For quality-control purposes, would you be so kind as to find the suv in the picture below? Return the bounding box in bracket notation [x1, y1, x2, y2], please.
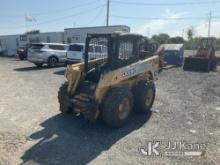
[67, 43, 107, 64]
[27, 43, 68, 67]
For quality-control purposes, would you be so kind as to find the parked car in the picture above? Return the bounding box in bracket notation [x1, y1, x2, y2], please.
[27, 43, 68, 67]
[17, 44, 31, 60]
[66, 43, 107, 63]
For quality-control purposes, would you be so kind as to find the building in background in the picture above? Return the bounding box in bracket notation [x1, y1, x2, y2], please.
[0, 25, 130, 56]
[64, 25, 130, 44]
[0, 34, 22, 56]
[0, 32, 64, 56]
[26, 32, 64, 44]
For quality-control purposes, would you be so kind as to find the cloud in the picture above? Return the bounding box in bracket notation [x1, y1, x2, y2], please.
[134, 9, 189, 36]
[194, 21, 220, 38]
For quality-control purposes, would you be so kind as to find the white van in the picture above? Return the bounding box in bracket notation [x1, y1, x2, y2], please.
[67, 43, 107, 63]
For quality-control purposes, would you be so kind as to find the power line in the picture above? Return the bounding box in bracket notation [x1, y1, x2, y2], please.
[31, 0, 100, 16]
[36, 5, 104, 25]
[111, 15, 220, 20]
[111, 0, 220, 6]
[0, 5, 104, 30]
[0, 0, 100, 18]
[78, 5, 105, 26]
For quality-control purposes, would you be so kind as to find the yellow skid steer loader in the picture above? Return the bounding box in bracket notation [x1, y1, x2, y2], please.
[183, 37, 216, 72]
[58, 32, 159, 127]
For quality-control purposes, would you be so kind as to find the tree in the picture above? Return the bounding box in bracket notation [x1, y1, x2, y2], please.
[169, 36, 184, 44]
[186, 26, 195, 40]
[25, 30, 40, 35]
[151, 33, 170, 44]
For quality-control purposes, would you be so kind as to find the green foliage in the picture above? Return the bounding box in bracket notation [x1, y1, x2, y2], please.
[25, 30, 40, 35]
[152, 33, 170, 44]
[186, 26, 195, 40]
[184, 37, 199, 50]
[169, 37, 184, 44]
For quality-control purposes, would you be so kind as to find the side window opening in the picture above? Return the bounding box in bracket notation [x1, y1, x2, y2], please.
[31, 44, 44, 50]
[119, 41, 134, 60]
[89, 45, 94, 53]
[95, 46, 102, 53]
[49, 45, 65, 50]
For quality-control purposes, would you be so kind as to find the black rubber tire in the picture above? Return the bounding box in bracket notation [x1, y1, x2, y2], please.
[58, 83, 73, 114]
[101, 88, 134, 128]
[48, 56, 58, 67]
[19, 55, 24, 60]
[35, 63, 43, 68]
[132, 80, 156, 113]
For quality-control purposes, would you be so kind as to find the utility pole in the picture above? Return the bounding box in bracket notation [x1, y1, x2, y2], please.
[25, 14, 28, 33]
[208, 11, 212, 37]
[106, 0, 110, 26]
[182, 29, 184, 38]
[147, 27, 151, 37]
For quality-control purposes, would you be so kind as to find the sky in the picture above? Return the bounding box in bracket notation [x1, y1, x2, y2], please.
[0, 0, 220, 38]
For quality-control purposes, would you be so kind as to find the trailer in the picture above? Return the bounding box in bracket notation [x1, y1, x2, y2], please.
[158, 44, 184, 67]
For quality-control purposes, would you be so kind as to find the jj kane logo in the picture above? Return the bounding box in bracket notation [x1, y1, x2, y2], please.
[139, 141, 207, 157]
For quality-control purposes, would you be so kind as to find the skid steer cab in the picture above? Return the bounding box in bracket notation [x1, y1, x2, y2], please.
[58, 32, 159, 127]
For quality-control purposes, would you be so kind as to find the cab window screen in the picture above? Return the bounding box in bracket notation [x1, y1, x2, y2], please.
[119, 41, 134, 60]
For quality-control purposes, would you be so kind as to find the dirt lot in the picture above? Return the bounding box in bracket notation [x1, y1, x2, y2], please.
[0, 57, 219, 165]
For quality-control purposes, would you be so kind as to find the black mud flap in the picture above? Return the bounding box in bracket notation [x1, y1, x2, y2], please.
[183, 57, 211, 72]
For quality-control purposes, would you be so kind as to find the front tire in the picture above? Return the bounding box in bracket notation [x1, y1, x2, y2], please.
[58, 83, 73, 114]
[132, 80, 155, 113]
[101, 88, 134, 128]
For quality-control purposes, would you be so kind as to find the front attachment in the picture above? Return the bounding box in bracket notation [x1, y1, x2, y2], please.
[183, 57, 211, 72]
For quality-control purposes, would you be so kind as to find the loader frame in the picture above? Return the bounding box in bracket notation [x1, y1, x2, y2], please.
[59, 32, 159, 126]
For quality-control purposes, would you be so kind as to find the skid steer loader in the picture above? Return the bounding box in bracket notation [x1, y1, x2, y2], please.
[58, 32, 159, 127]
[183, 37, 216, 72]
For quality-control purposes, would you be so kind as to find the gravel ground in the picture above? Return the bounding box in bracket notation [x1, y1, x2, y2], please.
[0, 57, 219, 165]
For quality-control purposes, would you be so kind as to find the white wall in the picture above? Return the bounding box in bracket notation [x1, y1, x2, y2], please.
[64, 25, 130, 44]
[0, 35, 20, 56]
[27, 32, 64, 44]
[0, 32, 64, 56]
[0, 25, 130, 56]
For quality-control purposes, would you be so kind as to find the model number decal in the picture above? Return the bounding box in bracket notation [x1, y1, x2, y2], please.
[122, 61, 149, 77]
[122, 68, 137, 77]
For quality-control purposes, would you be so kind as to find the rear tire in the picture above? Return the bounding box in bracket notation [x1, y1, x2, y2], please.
[58, 83, 73, 114]
[48, 56, 58, 67]
[101, 88, 134, 128]
[19, 55, 24, 60]
[132, 80, 155, 113]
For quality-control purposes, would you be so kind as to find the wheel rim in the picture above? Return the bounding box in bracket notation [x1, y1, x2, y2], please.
[118, 98, 130, 120]
[50, 58, 57, 66]
[145, 88, 154, 106]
